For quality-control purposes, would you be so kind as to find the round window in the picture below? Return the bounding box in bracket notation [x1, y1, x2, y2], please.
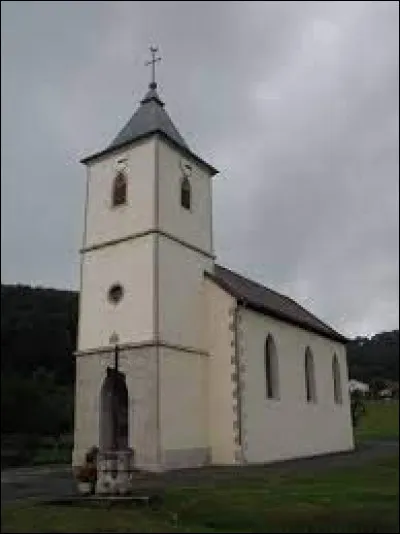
[108, 283, 124, 304]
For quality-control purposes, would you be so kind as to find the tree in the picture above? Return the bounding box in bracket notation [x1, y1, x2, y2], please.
[350, 390, 366, 428]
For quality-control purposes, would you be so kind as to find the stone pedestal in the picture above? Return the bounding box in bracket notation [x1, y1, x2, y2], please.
[96, 449, 135, 495]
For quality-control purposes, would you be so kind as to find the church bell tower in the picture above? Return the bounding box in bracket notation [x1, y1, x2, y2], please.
[73, 48, 218, 471]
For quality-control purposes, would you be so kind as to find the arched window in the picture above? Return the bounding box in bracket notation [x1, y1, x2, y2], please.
[332, 354, 342, 404]
[305, 347, 317, 403]
[181, 176, 191, 210]
[112, 172, 127, 207]
[265, 335, 279, 399]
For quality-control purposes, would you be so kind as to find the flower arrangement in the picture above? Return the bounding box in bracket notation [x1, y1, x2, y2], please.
[75, 446, 99, 494]
[75, 464, 97, 483]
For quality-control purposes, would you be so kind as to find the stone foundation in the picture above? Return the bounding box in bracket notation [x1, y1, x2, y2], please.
[96, 449, 135, 495]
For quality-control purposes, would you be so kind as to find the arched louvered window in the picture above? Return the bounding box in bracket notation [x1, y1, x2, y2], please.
[112, 172, 127, 207]
[181, 176, 191, 210]
[332, 354, 342, 404]
[265, 334, 279, 399]
[305, 347, 317, 403]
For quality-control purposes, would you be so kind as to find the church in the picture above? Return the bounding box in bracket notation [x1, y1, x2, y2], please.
[73, 52, 354, 473]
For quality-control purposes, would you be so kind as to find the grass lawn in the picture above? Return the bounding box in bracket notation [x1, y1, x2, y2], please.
[2, 455, 399, 533]
[355, 400, 399, 441]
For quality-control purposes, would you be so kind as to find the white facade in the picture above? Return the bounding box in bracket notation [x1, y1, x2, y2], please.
[204, 278, 238, 465]
[84, 139, 156, 249]
[73, 128, 216, 469]
[158, 141, 213, 255]
[78, 236, 155, 350]
[238, 308, 354, 463]
[73, 82, 354, 471]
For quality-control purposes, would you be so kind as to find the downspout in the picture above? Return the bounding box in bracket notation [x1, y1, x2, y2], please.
[233, 299, 246, 463]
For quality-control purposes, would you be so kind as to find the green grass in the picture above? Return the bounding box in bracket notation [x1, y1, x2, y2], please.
[2, 402, 398, 532]
[30, 446, 71, 466]
[355, 400, 399, 441]
[2, 455, 399, 533]
[1, 434, 72, 468]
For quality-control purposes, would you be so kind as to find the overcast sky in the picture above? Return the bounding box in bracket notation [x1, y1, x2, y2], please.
[1, 1, 398, 338]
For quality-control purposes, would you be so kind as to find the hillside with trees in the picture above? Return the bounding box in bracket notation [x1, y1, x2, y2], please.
[347, 330, 399, 392]
[1, 284, 78, 465]
[1, 283, 398, 465]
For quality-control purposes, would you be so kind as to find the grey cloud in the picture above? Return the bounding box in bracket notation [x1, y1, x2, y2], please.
[1, 1, 398, 337]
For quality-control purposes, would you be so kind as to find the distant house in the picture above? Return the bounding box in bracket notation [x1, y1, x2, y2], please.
[378, 388, 393, 399]
[349, 380, 370, 395]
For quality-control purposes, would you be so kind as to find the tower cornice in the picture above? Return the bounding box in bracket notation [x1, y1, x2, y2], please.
[80, 228, 216, 259]
[80, 130, 218, 176]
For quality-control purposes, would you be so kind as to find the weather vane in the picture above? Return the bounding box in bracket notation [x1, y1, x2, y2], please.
[145, 46, 161, 88]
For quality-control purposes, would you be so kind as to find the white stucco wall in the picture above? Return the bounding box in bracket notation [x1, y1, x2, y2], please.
[122, 347, 159, 470]
[84, 138, 156, 249]
[157, 139, 213, 255]
[239, 307, 354, 464]
[204, 279, 237, 465]
[158, 234, 213, 350]
[73, 354, 109, 466]
[78, 235, 154, 351]
[159, 346, 208, 467]
[73, 346, 159, 471]
[75, 113, 220, 472]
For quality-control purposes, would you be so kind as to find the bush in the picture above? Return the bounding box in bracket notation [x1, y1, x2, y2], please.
[350, 391, 367, 428]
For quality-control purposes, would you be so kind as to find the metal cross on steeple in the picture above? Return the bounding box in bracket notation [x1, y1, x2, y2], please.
[145, 46, 161, 89]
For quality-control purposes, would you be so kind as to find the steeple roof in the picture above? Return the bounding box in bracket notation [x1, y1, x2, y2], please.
[107, 82, 189, 153]
[81, 82, 218, 175]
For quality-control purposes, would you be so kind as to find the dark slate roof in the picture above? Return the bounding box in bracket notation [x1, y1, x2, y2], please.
[205, 264, 348, 344]
[107, 84, 189, 152]
[80, 82, 218, 175]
